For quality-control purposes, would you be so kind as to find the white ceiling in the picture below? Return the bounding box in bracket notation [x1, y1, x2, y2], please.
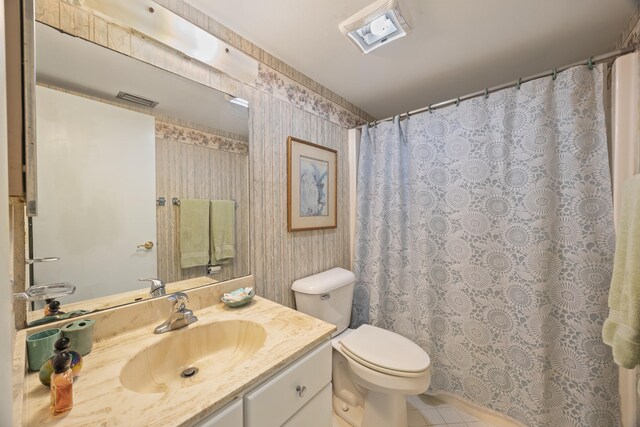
[35, 23, 249, 138]
[187, 0, 636, 119]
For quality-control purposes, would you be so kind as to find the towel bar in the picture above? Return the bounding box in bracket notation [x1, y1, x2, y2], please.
[171, 197, 237, 207]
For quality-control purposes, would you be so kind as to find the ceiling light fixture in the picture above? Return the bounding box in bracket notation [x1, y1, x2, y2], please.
[229, 97, 249, 108]
[79, 0, 259, 84]
[339, 0, 413, 54]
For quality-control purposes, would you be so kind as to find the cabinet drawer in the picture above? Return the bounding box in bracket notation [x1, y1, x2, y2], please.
[282, 383, 332, 427]
[195, 398, 242, 427]
[244, 341, 331, 427]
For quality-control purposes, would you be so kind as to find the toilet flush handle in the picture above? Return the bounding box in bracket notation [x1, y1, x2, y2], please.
[296, 385, 307, 397]
[320, 294, 330, 300]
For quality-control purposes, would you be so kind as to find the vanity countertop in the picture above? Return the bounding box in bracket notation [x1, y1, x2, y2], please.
[17, 295, 335, 426]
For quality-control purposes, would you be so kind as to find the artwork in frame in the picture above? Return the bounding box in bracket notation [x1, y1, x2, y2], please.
[287, 136, 337, 231]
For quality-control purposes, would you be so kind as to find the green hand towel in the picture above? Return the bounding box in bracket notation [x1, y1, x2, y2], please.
[603, 175, 640, 369]
[179, 199, 210, 268]
[210, 200, 236, 263]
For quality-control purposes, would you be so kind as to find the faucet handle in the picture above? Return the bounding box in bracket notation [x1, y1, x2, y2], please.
[139, 278, 166, 297]
[153, 292, 197, 334]
[168, 292, 189, 310]
[138, 278, 165, 290]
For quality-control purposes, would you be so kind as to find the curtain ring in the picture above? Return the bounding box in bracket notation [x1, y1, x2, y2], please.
[516, 78, 522, 90]
[406, 111, 410, 119]
[587, 56, 594, 70]
[428, 104, 433, 114]
[484, 88, 489, 99]
[552, 67, 558, 81]
[455, 97, 461, 107]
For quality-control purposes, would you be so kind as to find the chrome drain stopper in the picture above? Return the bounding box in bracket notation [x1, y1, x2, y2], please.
[180, 367, 199, 378]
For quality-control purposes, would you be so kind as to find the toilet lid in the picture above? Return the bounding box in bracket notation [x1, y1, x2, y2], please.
[339, 325, 430, 375]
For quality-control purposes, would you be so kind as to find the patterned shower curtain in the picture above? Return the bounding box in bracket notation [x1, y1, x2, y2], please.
[352, 65, 620, 426]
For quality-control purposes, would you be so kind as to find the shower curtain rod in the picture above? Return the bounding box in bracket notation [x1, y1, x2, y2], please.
[359, 44, 638, 128]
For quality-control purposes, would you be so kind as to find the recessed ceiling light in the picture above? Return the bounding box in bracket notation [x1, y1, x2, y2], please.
[339, 0, 413, 54]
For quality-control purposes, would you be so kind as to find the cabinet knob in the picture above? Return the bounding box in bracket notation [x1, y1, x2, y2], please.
[296, 385, 306, 397]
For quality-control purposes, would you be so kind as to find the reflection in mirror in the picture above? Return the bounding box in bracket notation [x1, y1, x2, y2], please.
[24, 23, 250, 325]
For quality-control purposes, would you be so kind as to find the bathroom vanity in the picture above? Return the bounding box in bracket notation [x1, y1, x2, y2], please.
[13, 279, 336, 426]
[200, 342, 332, 427]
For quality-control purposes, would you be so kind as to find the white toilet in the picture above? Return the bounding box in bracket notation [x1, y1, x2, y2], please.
[292, 268, 431, 427]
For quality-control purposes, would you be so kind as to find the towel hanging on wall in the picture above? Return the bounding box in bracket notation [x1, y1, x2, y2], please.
[179, 199, 210, 268]
[210, 200, 236, 263]
[603, 174, 640, 369]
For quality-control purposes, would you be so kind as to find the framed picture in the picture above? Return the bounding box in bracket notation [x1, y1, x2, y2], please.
[287, 136, 337, 231]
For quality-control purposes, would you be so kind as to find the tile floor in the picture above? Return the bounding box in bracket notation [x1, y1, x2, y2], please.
[406, 394, 497, 427]
[332, 394, 497, 427]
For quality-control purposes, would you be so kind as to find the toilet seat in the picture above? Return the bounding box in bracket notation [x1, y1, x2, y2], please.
[339, 325, 430, 378]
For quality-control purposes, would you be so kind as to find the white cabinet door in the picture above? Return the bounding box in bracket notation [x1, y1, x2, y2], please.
[33, 86, 157, 303]
[195, 399, 243, 427]
[244, 341, 331, 427]
[282, 383, 332, 427]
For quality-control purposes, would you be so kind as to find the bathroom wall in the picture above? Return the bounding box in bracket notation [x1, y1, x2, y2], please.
[155, 121, 250, 284]
[617, 4, 640, 51]
[249, 90, 351, 307]
[33, 0, 368, 308]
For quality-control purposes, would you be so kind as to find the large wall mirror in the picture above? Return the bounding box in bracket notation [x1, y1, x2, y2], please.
[21, 22, 250, 326]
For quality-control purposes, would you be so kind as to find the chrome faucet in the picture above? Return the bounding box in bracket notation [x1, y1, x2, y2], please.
[154, 292, 198, 334]
[139, 278, 166, 298]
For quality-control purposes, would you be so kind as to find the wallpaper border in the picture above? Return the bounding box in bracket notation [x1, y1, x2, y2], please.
[156, 121, 249, 154]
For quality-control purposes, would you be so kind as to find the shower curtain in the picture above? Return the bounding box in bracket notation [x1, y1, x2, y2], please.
[352, 64, 620, 426]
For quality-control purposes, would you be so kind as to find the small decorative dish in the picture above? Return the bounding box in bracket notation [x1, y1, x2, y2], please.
[221, 287, 255, 308]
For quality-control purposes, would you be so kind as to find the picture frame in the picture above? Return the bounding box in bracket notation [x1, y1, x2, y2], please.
[287, 136, 337, 231]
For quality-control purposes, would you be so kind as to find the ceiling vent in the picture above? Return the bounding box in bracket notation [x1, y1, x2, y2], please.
[116, 91, 159, 108]
[339, 0, 413, 54]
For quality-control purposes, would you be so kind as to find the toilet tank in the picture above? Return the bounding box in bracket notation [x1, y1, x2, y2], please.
[291, 268, 356, 337]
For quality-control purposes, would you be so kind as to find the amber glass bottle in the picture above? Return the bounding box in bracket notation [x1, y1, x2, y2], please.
[50, 352, 73, 415]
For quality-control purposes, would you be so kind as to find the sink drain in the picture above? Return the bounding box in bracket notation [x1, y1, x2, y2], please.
[180, 367, 199, 378]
